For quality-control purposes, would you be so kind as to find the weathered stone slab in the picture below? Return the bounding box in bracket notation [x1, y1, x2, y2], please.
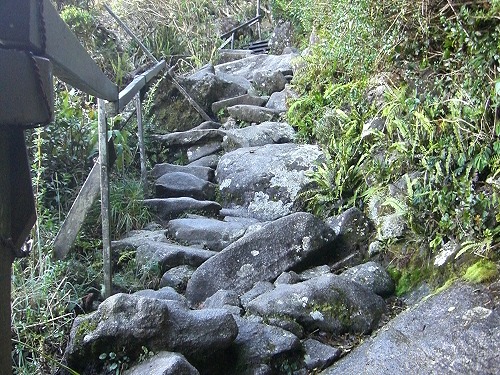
[340, 261, 394, 297]
[227, 317, 302, 374]
[123, 351, 199, 375]
[185, 212, 336, 306]
[187, 154, 221, 169]
[240, 281, 275, 309]
[191, 120, 222, 130]
[216, 143, 324, 221]
[144, 198, 221, 221]
[187, 141, 223, 163]
[227, 105, 280, 123]
[166, 217, 251, 252]
[302, 339, 341, 371]
[320, 282, 500, 375]
[247, 273, 385, 336]
[212, 94, 267, 115]
[133, 287, 188, 306]
[265, 89, 287, 112]
[151, 163, 214, 181]
[112, 230, 167, 251]
[136, 240, 217, 271]
[252, 70, 287, 96]
[153, 129, 226, 148]
[155, 172, 216, 201]
[202, 290, 242, 315]
[215, 53, 298, 81]
[223, 121, 295, 151]
[160, 265, 197, 293]
[326, 207, 372, 259]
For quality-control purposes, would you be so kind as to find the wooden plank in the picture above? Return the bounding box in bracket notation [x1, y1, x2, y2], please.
[98, 99, 112, 298]
[0, 130, 13, 375]
[0, 50, 54, 127]
[136, 94, 147, 193]
[144, 60, 166, 83]
[218, 36, 233, 50]
[1, 0, 117, 103]
[117, 61, 165, 112]
[53, 163, 100, 259]
[42, 0, 118, 100]
[9, 131, 37, 250]
[118, 75, 145, 112]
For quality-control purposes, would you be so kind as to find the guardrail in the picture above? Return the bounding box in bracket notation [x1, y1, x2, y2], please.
[218, 0, 263, 50]
[0, 3, 168, 372]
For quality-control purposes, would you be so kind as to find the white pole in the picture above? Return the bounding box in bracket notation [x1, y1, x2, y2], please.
[98, 99, 112, 298]
[135, 93, 147, 194]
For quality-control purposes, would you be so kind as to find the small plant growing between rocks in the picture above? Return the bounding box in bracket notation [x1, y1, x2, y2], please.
[99, 349, 130, 375]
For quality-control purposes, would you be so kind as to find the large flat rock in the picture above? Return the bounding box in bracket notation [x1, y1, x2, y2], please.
[321, 282, 500, 375]
[136, 240, 217, 271]
[185, 212, 336, 306]
[247, 273, 386, 336]
[227, 104, 280, 123]
[63, 294, 238, 372]
[151, 163, 214, 181]
[223, 121, 295, 151]
[153, 129, 226, 148]
[216, 143, 324, 220]
[144, 198, 221, 221]
[166, 217, 252, 252]
[155, 172, 216, 201]
[123, 351, 199, 375]
[215, 53, 297, 81]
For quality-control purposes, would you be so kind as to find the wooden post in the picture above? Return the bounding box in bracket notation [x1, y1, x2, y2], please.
[135, 93, 147, 195]
[0, 130, 13, 375]
[98, 99, 112, 298]
[256, 0, 262, 40]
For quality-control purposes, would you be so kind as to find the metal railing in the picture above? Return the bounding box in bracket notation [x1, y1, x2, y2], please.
[218, 0, 263, 51]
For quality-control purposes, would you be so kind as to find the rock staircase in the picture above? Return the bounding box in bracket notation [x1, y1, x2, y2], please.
[59, 52, 500, 375]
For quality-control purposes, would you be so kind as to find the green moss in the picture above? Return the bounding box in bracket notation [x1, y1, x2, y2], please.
[463, 260, 499, 284]
[389, 266, 432, 296]
[75, 318, 97, 340]
[73, 318, 98, 355]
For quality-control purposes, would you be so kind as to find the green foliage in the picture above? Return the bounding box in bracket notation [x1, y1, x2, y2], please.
[84, 177, 152, 240]
[463, 259, 499, 284]
[286, 0, 500, 273]
[108, 0, 264, 67]
[11, 215, 84, 374]
[60, 6, 128, 80]
[28, 88, 98, 214]
[99, 350, 130, 375]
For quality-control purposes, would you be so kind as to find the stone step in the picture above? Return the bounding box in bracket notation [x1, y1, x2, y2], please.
[187, 154, 221, 169]
[227, 104, 281, 123]
[151, 162, 215, 181]
[165, 217, 257, 252]
[212, 94, 267, 115]
[152, 129, 226, 148]
[155, 172, 217, 201]
[215, 52, 298, 81]
[144, 197, 221, 221]
[222, 121, 296, 152]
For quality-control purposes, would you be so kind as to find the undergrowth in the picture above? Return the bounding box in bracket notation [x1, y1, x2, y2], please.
[282, 0, 500, 282]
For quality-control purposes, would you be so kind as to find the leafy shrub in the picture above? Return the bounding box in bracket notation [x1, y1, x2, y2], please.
[285, 0, 500, 267]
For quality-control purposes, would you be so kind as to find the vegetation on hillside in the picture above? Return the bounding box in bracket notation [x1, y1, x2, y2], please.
[277, 0, 500, 288]
[11, 0, 500, 373]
